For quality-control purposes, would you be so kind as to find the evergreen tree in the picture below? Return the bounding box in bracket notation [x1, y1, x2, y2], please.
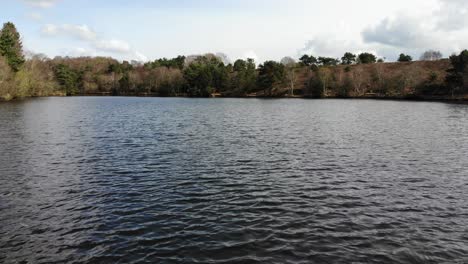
[54, 64, 80, 95]
[119, 72, 131, 94]
[341, 52, 356, 65]
[398, 53, 413, 62]
[183, 56, 227, 97]
[299, 54, 317, 66]
[358, 53, 377, 64]
[446, 50, 468, 94]
[318, 57, 339, 66]
[0, 22, 25, 71]
[257, 61, 285, 96]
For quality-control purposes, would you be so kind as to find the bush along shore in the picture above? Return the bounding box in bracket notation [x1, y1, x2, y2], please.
[1, 22, 468, 101]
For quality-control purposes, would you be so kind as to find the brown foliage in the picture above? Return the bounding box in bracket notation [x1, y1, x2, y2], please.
[297, 60, 451, 98]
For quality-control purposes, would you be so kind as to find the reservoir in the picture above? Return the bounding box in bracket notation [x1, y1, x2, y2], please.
[1, 97, 467, 263]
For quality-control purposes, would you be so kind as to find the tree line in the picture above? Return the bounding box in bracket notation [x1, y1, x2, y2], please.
[1, 22, 467, 101]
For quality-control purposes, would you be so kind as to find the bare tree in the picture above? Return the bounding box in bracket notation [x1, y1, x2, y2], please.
[184, 55, 200, 66]
[420, 50, 443, 61]
[215, 52, 231, 65]
[0, 56, 13, 99]
[281, 56, 297, 96]
[351, 67, 365, 96]
[317, 67, 331, 97]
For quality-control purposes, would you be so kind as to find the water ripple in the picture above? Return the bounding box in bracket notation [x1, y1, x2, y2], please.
[1, 97, 468, 263]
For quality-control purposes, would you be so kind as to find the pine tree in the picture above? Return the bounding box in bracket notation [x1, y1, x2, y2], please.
[0, 22, 25, 72]
[54, 64, 80, 95]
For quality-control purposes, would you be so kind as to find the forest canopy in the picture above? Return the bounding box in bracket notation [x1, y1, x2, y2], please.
[0, 22, 467, 101]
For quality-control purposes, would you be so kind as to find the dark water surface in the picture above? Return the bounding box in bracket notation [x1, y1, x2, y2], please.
[1, 97, 468, 264]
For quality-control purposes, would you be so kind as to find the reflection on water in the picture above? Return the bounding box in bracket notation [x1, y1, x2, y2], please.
[1, 97, 468, 264]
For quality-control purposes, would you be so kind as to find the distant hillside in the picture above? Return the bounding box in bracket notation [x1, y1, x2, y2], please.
[1, 21, 467, 101]
[252, 60, 459, 100]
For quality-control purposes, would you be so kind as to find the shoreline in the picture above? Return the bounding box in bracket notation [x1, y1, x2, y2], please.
[2, 94, 468, 104]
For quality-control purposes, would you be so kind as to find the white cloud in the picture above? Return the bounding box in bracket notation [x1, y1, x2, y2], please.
[436, 0, 468, 31]
[66, 47, 97, 57]
[26, 12, 43, 21]
[21, 0, 467, 63]
[300, 36, 365, 59]
[357, 0, 468, 60]
[362, 15, 435, 48]
[21, 0, 61, 22]
[94, 39, 131, 53]
[40, 23, 148, 61]
[133, 51, 148, 62]
[42, 24, 97, 41]
[241, 50, 259, 63]
[21, 0, 60, 8]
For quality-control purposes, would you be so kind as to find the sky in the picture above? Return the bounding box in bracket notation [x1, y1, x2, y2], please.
[1, 0, 467, 63]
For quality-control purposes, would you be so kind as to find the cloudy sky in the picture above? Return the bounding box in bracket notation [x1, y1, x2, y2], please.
[2, 0, 467, 63]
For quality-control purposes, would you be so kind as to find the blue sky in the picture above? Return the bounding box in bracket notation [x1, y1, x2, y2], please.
[2, 0, 468, 63]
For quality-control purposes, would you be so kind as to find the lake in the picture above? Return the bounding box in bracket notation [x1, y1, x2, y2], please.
[1, 97, 467, 263]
